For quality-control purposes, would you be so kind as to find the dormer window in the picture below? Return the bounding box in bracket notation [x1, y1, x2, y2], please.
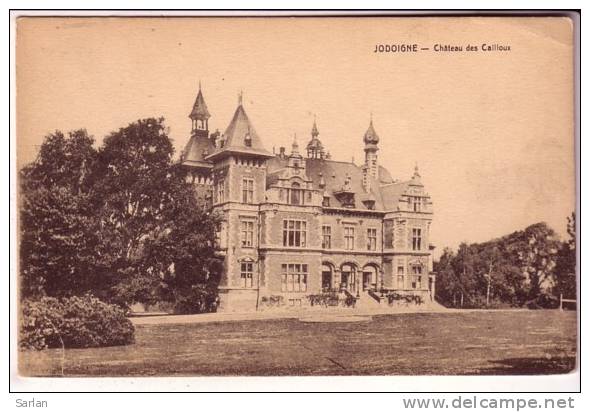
[244, 133, 252, 147]
[412, 196, 421, 212]
[363, 199, 375, 210]
[289, 182, 303, 205]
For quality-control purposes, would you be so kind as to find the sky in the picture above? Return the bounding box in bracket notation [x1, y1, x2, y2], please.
[16, 17, 575, 254]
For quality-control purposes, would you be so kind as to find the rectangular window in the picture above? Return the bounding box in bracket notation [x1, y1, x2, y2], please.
[282, 220, 307, 247]
[412, 228, 422, 251]
[397, 275, 404, 288]
[217, 178, 225, 203]
[241, 220, 254, 247]
[322, 226, 332, 249]
[412, 196, 422, 212]
[288, 184, 303, 205]
[240, 262, 253, 288]
[242, 178, 254, 204]
[367, 228, 377, 251]
[412, 266, 423, 289]
[281, 264, 308, 292]
[344, 226, 355, 250]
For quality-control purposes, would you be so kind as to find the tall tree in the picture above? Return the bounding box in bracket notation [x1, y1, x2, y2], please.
[433, 247, 461, 307]
[19, 130, 99, 298]
[505, 223, 560, 301]
[20, 119, 222, 311]
[433, 222, 560, 308]
[554, 212, 576, 299]
[92, 118, 221, 305]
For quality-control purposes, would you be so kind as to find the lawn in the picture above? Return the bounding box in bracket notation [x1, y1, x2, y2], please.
[19, 310, 577, 376]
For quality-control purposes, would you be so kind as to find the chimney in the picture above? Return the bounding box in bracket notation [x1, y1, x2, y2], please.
[279, 146, 286, 158]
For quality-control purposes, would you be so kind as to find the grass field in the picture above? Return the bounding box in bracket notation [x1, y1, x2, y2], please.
[19, 310, 577, 376]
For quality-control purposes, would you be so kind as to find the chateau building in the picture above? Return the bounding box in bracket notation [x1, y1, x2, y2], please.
[181, 86, 435, 312]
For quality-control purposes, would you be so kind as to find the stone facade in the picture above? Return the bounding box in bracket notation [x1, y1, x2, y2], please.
[181, 87, 435, 312]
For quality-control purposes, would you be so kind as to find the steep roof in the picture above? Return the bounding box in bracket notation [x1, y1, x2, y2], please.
[181, 133, 214, 168]
[378, 165, 394, 184]
[189, 88, 211, 120]
[380, 181, 410, 210]
[206, 104, 272, 160]
[266, 157, 395, 211]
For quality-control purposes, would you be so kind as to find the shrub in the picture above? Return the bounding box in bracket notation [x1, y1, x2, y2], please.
[343, 294, 357, 307]
[526, 293, 559, 310]
[386, 292, 424, 306]
[259, 295, 285, 308]
[307, 292, 339, 307]
[172, 284, 218, 314]
[20, 295, 135, 350]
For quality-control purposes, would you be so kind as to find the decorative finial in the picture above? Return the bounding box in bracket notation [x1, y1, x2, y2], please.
[370, 111, 373, 125]
[414, 162, 420, 177]
[199, 80, 202, 91]
[311, 116, 319, 137]
[238, 90, 243, 106]
[291, 133, 300, 156]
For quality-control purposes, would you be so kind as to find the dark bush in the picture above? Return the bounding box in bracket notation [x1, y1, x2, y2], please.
[526, 293, 559, 310]
[307, 292, 339, 307]
[387, 292, 424, 306]
[260, 295, 285, 308]
[172, 284, 218, 314]
[20, 295, 135, 350]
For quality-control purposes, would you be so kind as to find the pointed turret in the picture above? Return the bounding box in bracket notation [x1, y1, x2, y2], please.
[311, 118, 319, 138]
[206, 92, 273, 161]
[291, 133, 301, 157]
[362, 115, 380, 190]
[189, 82, 211, 133]
[182, 83, 214, 170]
[306, 117, 325, 159]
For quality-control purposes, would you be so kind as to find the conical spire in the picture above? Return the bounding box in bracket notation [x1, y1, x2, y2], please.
[291, 133, 300, 157]
[306, 117, 325, 159]
[189, 82, 211, 120]
[311, 117, 319, 138]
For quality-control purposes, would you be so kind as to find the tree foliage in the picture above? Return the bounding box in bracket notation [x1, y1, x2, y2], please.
[20, 130, 99, 298]
[19, 119, 221, 311]
[554, 213, 576, 300]
[434, 221, 567, 308]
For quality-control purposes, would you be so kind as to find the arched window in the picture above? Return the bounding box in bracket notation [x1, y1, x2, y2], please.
[290, 182, 302, 205]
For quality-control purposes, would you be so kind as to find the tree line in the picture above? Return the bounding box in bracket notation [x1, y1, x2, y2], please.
[20, 118, 222, 312]
[434, 216, 576, 309]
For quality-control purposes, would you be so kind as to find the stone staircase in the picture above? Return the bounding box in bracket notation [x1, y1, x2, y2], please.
[355, 290, 383, 309]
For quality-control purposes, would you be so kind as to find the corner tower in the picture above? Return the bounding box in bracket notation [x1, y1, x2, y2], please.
[362, 116, 380, 192]
[189, 82, 211, 137]
[364, 116, 379, 178]
[181, 83, 214, 205]
[206, 93, 273, 312]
